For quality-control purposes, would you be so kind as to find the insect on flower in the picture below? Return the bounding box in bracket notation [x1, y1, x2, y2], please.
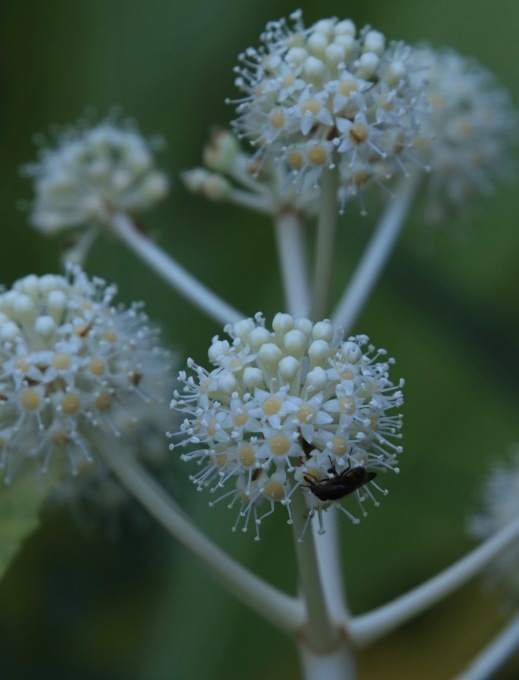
[172, 313, 403, 537]
[304, 459, 377, 503]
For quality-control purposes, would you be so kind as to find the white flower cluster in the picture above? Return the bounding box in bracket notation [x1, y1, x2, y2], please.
[25, 117, 169, 233]
[410, 48, 517, 222]
[50, 368, 174, 526]
[226, 11, 518, 216]
[230, 11, 425, 205]
[171, 313, 403, 538]
[0, 268, 171, 482]
[469, 452, 519, 602]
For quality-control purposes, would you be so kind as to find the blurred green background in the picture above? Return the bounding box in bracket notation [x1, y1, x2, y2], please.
[1, 0, 519, 678]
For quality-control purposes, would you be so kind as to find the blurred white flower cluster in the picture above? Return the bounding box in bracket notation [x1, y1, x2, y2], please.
[171, 313, 403, 537]
[469, 452, 519, 603]
[410, 47, 517, 221]
[0, 267, 172, 483]
[25, 116, 169, 233]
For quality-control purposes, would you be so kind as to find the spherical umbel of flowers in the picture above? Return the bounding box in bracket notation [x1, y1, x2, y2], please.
[171, 313, 404, 539]
[410, 47, 518, 222]
[0, 268, 171, 482]
[469, 452, 519, 603]
[25, 117, 169, 233]
[229, 10, 425, 199]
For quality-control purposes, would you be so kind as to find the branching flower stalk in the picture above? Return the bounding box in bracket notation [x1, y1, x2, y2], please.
[332, 171, 422, 333]
[349, 513, 519, 647]
[99, 441, 304, 635]
[274, 210, 310, 318]
[298, 645, 357, 680]
[14, 8, 519, 680]
[312, 508, 352, 627]
[311, 163, 340, 321]
[101, 436, 519, 678]
[290, 490, 342, 652]
[109, 212, 243, 326]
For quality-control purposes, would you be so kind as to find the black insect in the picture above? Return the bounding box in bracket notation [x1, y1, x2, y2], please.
[304, 460, 376, 502]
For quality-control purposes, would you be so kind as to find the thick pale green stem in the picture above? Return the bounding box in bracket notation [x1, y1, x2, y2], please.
[297, 639, 356, 680]
[311, 164, 340, 320]
[101, 447, 304, 635]
[332, 173, 420, 333]
[350, 515, 519, 646]
[110, 213, 243, 326]
[274, 211, 310, 318]
[291, 491, 340, 653]
[312, 508, 351, 626]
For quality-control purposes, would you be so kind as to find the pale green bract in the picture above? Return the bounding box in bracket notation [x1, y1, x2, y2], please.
[0, 466, 58, 579]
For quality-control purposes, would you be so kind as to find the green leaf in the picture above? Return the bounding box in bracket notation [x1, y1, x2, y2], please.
[0, 468, 56, 581]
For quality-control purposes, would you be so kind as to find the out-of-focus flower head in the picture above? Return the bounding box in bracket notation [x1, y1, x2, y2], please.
[411, 47, 518, 222]
[469, 451, 519, 603]
[25, 114, 169, 234]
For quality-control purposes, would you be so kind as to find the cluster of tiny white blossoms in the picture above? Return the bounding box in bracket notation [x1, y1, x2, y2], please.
[171, 313, 403, 539]
[0, 267, 171, 482]
[230, 10, 426, 208]
[410, 48, 518, 222]
[25, 117, 169, 233]
[50, 370, 174, 524]
[468, 452, 519, 603]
